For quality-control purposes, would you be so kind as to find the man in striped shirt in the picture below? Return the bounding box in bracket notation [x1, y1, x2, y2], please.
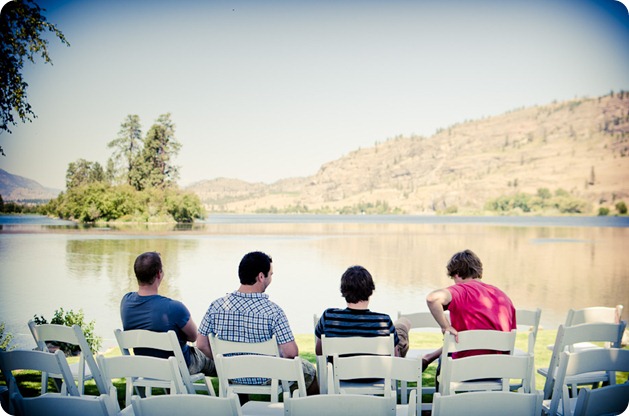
[314, 265, 411, 357]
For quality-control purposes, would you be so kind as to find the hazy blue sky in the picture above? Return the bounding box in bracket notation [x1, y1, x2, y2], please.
[1, 0, 628, 190]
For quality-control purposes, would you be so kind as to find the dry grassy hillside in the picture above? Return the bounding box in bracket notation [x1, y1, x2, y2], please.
[188, 93, 629, 214]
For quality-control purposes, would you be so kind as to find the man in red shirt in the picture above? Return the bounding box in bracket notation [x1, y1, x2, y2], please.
[423, 249, 516, 368]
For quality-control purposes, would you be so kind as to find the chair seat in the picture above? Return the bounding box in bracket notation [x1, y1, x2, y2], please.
[450, 379, 503, 393]
[241, 400, 285, 415]
[339, 380, 388, 395]
[537, 367, 610, 386]
[542, 397, 577, 416]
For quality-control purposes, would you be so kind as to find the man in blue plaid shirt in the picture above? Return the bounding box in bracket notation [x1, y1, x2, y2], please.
[197, 251, 318, 395]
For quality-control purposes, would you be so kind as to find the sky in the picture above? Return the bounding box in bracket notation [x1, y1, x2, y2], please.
[1, 0, 628, 190]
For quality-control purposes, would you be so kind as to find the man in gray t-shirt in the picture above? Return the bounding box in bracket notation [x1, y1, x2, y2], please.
[120, 251, 215, 376]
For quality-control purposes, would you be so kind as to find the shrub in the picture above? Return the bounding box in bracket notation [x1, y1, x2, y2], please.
[598, 207, 610, 216]
[616, 201, 627, 215]
[32, 308, 102, 355]
[0, 322, 16, 351]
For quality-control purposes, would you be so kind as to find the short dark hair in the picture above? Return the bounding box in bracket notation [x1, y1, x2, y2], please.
[340, 266, 375, 303]
[238, 251, 273, 285]
[134, 252, 162, 285]
[447, 249, 483, 279]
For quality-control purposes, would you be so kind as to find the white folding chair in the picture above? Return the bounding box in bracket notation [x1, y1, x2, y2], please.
[330, 354, 421, 416]
[284, 390, 397, 416]
[96, 354, 186, 409]
[214, 353, 306, 415]
[208, 333, 285, 398]
[565, 305, 623, 327]
[433, 390, 543, 416]
[563, 305, 624, 352]
[12, 392, 115, 416]
[438, 329, 517, 394]
[396, 310, 449, 403]
[515, 308, 542, 356]
[320, 333, 395, 396]
[538, 321, 626, 400]
[0, 349, 79, 415]
[544, 348, 629, 416]
[131, 393, 243, 416]
[572, 383, 629, 416]
[28, 320, 108, 395]
[114, 328, 215, 396]
[440, 353, 535, 396]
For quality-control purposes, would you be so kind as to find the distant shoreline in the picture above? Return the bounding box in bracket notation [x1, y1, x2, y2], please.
[1, 213, 628, 229]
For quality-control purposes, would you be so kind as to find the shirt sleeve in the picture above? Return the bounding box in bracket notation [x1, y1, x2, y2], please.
[170, 299, 191, 330]
[273, 307, 295, 345]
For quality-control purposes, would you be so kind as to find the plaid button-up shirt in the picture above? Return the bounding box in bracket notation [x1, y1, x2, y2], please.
[199, 291, 294, 384]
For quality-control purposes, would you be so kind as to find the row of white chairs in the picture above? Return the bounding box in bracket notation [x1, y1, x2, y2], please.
[2, 304, 626, 415]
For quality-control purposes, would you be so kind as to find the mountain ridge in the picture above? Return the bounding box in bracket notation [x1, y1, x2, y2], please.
[187, 93, 629, 214]
[0, 169, 61, 201]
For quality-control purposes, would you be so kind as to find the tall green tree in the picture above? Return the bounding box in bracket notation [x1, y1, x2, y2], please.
[107, 114, 143, 186]
[137, 113, 181, 190]
[66, 159, 105, 190]
[0, 0, 69, 155]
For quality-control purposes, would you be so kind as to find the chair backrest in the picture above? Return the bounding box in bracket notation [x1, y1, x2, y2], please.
[96, 354, 186, 409]
[565, 305, 623, 326]
[441, 353, 534, 395]
[548, 348, 629, 416]
[131, 393, 243, 416]
[515, 308, 542, 354]
[542, 321, 626, 399]
[28, 320, 108, 394]
[572, 383, 629, 416]
[13, 393, 114, 416]
[114, 328, 198, 394]
[284, 391, 397, 416]
[214, 353, 306, 402]
[208, 333, 280, 356]
[208, 334, 282, 397]
[397, 310, 449, 330]
[439, 329, 517, 395]
[0, 349, 79, 415]
[442, 329, 517, 357]
[432, 391, 543, 416]
[331, 354, 422, 414]
[321, 333, 395, 358]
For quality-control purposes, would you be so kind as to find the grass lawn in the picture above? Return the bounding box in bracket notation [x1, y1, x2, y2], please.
[2, 329, 627, 410]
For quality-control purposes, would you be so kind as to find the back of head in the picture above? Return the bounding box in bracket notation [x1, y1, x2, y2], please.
[340, 265, 375, 303]
[134, 252, 162, 285]
[238, 251, 272, 285]
[447, 249, 483, 279]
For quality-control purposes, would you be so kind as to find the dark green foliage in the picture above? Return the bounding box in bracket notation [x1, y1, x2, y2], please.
[65, 159, 105, 189]
[42, 183, 205, 223]
[616, 201, 627, 215]
[485, 188, 589, 214]
[32, 308, 101, 355]
[0, 0, 69, 154]
[0, 322, 16, 351]
[598, 207, 610, 216]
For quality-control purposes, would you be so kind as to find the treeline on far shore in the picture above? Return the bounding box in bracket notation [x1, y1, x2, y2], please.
[0, 113, 205, 223]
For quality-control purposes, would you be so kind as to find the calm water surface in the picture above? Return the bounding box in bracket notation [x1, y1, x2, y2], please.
[1, 214, 627, 350]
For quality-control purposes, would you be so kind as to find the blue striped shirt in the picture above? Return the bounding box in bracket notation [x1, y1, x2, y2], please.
[315, 308, 399, 345]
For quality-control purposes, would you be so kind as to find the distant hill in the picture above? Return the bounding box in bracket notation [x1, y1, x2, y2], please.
[0, 169, 61, 202]
[190, 93, 629, 215]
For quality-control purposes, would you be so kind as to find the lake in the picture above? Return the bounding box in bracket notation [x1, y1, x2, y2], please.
[1, 214, 627, 351]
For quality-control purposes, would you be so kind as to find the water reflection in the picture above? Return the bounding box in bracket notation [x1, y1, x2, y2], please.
[0, 218, 627, 351]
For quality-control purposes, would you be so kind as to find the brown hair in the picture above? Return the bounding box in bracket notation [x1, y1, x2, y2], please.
[134, 252, 162, 285]
[340, 266, 375, 303]
[446, 249, 483, 279]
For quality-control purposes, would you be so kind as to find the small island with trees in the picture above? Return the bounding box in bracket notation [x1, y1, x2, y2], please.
[40, 113, 205, 223]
